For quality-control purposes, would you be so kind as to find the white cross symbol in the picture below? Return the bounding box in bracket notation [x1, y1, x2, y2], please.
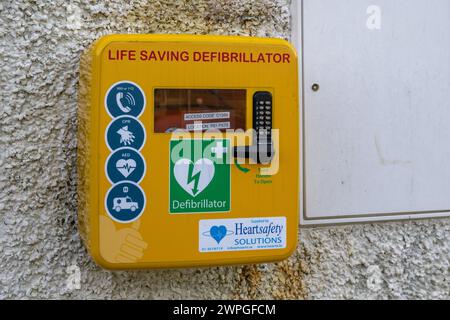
[211, 141, 227, 159]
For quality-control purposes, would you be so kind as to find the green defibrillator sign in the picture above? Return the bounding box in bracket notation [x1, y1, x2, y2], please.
[169, 139, 230, 214]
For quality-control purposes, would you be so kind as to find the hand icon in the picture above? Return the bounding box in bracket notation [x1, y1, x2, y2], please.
[117, 126, 135, 146]
[99, 215, 148, 263]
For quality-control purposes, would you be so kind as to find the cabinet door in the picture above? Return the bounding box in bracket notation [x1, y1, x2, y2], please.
[294, 0, 450, 224]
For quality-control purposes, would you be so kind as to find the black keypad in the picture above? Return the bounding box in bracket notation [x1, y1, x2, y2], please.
[253, 91, 272, 142]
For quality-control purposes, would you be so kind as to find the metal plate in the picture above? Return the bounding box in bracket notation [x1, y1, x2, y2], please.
[293, 0, 450, 225]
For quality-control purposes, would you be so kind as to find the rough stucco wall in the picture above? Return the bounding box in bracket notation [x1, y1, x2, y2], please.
[0, 0, 448, 299]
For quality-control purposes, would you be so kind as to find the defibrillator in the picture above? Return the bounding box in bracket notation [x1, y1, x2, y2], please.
[78, 34, 299, 269]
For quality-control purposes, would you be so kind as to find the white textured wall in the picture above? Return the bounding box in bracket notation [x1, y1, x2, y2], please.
[0, 0, 448, 299]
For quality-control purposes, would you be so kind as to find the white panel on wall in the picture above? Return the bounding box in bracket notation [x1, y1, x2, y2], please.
[293, 0, 450, 225]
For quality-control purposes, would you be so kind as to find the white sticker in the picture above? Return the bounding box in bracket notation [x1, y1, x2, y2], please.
[184, 112, 230, 121]
[186, 122, 230, 131]
[199, 217, 286, 252]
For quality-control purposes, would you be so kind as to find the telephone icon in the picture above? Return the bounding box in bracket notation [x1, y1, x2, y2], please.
[116, 92, 136, 113]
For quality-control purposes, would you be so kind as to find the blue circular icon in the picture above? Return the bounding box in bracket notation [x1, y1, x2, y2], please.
[106, 116, 146, 151]
[105, 81, 145, 118]
[105, 148, 146, 184]
[105, 182, 146, 223]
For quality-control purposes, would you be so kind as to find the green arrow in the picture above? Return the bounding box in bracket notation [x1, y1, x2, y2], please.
[234, 158, 250, 173]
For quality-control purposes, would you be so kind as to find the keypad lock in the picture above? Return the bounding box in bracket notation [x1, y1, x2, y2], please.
[233, 91, 274, 164]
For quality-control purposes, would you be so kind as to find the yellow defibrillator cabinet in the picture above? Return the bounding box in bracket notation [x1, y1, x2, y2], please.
[78, 34, 299, 269]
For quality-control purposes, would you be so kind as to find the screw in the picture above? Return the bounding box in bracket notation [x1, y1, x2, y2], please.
[312, 83, 320, 92]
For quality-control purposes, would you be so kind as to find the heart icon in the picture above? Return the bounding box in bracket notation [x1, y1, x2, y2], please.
[210, 225, 227, 244]
[116, 159, 137, 178]
[174, 158, 215, 197]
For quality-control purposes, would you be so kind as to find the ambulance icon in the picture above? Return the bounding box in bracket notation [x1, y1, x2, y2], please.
[105, 182, 146, 223]
[113, 196, 139, 212]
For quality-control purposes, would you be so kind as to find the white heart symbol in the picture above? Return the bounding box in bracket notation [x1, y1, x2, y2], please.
[116, 159, 137, 178]
[174, 158, 215, 197]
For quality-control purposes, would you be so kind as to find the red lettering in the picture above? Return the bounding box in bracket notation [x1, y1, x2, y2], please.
[180, 51, 189, 62]
[140, 50, 147, 60]
[222, 52, 229, 62]
[114, 49, 288, 64]
[273, 53, 282, 63]
[108, 50, 136, 60]
[169, 51, 178, 61]
[148, 51, 157, 61]
[157, 51, 167, 60]
[108, 50, 115, 60]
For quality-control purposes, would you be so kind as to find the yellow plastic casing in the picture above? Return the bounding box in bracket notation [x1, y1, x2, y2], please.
[78, 34, 299, 269]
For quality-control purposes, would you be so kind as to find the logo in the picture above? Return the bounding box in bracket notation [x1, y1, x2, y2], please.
[105, 81, 145, 118]
[199, 217, 287, 252]
[174, 158, 214, 197]
[366, 5, 382, 30]
[202, 225, 234, 244]
[105, 182, 146, 223]
[106, 116, 146, 151]
[116, 159, 136, 177]
[65, 265, 81, 291]
[99, 215, 148, 263]
[105, 147, 146, 183]
[169, 139, 230, 214]
[117, 126, 135, 146]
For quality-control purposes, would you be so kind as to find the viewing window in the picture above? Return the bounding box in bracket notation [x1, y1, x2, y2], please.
[154, 89, 246, 132]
